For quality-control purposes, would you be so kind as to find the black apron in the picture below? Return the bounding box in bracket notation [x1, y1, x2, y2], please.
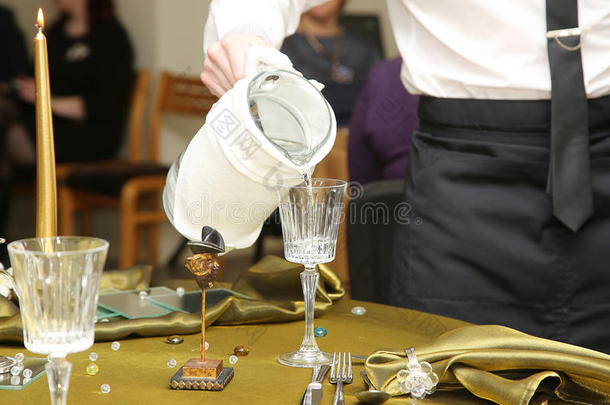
[390, 0, 610, 354]
[390, 95, 610, 354]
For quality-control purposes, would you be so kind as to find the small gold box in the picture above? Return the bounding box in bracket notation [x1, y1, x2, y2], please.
[182, 359, 223, 379]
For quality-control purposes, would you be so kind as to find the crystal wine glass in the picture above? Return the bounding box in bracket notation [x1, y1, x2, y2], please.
[1, 237, 108, 405]
[276, 178, 346, 367]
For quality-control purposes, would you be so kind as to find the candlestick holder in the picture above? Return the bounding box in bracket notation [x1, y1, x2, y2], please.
[169, 226, 233, 391]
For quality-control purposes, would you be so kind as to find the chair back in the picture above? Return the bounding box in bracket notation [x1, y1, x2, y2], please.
[126, 69, 151, 163]
[347, 179, 405, 305]
[148, 71, 218, 163]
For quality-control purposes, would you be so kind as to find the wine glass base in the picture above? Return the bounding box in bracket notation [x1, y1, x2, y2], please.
[278, 350, 333, 368]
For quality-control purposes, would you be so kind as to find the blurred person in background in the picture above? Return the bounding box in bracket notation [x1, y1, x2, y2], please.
[348, 57, 418, 186]
[0, 5, 29, 263]
[280, 0, 380, 126]
[1, 0, 133, 263]
[11, 0, 134, 165]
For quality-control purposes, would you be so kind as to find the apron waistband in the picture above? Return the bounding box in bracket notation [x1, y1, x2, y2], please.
[418, 95, 610, 134]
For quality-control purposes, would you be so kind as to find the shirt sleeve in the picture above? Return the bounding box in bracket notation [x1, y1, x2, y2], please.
[203, 0, 330, 53]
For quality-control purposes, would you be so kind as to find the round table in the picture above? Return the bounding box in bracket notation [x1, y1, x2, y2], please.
[0, 299, 513, 404]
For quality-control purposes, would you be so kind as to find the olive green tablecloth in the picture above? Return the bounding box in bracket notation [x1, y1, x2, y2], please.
[0, 298, 577, 405]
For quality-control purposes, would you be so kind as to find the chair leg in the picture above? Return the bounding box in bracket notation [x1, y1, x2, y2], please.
[59, 186, 76, 236]
[120, 175, 168, 269]
[149, 222, 160, 266]
[146, 191, 161, 266]
[80, 208, 92, 236]
[119, 188, 138, 269]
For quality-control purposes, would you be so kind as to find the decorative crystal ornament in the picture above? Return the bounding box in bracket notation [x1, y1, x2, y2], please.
[229, 355, 238, 365]
[89, 352, 98, 362]
[100, 383, 111, 394]
[14, 353, 24, 363]
[396, 348, 438, 400]
[313, 327, 327, 337]
[111, 341, 120, 351]
[23, 368, 33, 379]
[86, 363, 99, 376]
[351, 306, 366, 315]
[167, 358, 177, 368]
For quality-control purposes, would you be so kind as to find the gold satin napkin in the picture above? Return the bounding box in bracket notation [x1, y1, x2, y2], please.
[0, 255, 344, 342]
[365, 325, 610, 405]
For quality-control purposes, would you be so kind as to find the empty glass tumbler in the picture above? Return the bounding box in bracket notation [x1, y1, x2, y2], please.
[2, 236, 109, 405]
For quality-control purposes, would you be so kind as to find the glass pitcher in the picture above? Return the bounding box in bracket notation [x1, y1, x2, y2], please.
[163, 68, 337, 249]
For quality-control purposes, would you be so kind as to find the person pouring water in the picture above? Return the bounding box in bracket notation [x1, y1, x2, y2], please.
[198, 0, 610, 353]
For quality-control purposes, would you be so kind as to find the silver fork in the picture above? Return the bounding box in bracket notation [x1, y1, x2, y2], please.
[329, 352, 353, 405]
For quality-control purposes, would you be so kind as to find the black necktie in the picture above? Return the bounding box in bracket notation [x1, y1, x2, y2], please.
[546, 0, 593, 232]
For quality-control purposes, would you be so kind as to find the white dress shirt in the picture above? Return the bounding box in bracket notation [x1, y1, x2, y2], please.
[204, 0, 610, 100]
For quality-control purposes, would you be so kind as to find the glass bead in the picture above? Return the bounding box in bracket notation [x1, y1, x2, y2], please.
[233, 345, 249, 356]
[22, 368, 33, 379]
[165, 335, 184, 345]
[22, 377, 31, 385]
[86, 363, 99, 376]
[111, 341, 120, 351]
[351, 306, 366, 316]
[14, 353, 24, 363]
[176, 287, 185, 296]
[138, 290, 148, 299]
[10, 364, 23, 376]
[89, 352, 98, 362]
[313, 327, 327, 337]
[167, 358, 177, 368]
[100, 318, 110, 323]
[10, 375, 20, 385]
[205, 341, 209, 351]
[229, 355, 238, 365]
[100, 383, 111, 394]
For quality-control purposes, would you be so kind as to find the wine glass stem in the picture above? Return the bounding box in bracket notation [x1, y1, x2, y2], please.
[300, 267, 320, 352]
[46, 355, 71, 405]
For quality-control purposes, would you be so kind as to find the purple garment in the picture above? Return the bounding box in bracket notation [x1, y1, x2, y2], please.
[348, 58, 419, 185]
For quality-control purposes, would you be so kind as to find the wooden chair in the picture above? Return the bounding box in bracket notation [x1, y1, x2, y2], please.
[59, 70, 217, 268]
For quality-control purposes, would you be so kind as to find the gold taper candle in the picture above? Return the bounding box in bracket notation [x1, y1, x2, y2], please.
[34, 8, 57, 237]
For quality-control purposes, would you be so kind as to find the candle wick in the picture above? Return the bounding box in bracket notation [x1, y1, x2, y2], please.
[36, 24, 42, 32]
